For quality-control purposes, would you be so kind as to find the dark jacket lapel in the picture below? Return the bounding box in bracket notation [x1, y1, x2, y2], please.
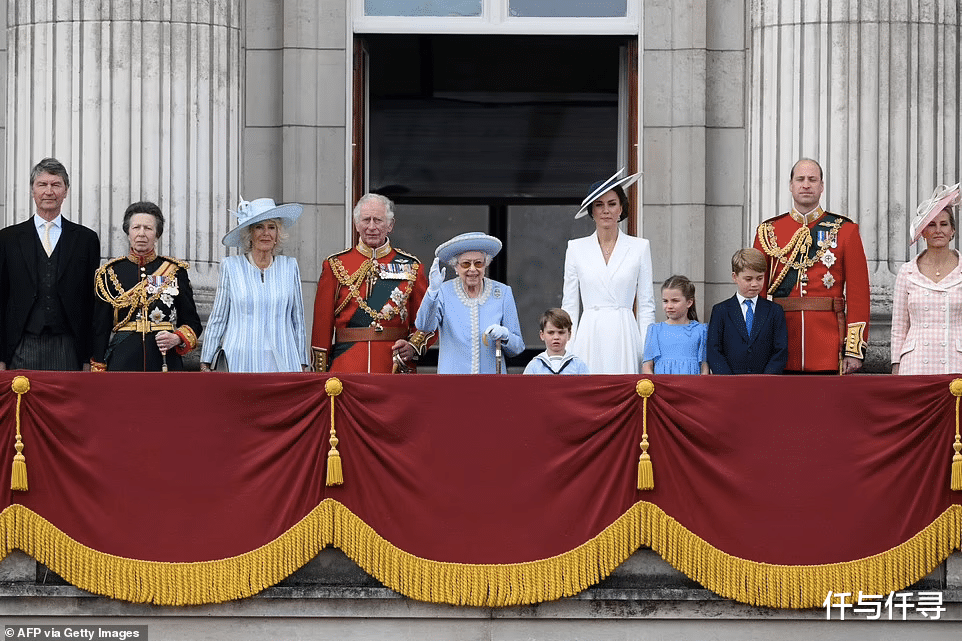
[727, 296, 750, 341]
[15, 220, 38, 287]
[747, 298, 770, 344]
[56, 218, 78, 281]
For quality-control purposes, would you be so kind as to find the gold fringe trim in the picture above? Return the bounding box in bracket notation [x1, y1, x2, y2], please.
[0, 502, 337, 606]
[326, 500, 642, 607]
[0, 501, 958, 609]
[639, 502, 962, 609]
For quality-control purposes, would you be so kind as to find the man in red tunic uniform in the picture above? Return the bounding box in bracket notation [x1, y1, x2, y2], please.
[753, 159, 870, 374]
[311, 194, 429, 373]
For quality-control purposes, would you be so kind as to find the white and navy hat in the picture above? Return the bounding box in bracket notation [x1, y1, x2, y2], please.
[575, 168, 642, 219]
[910, 183, 961, 245]
[436, 232, 503, 264]
[222, 197, 303, 247]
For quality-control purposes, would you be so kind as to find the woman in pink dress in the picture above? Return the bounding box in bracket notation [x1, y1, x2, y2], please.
[891, 183, 962, 374]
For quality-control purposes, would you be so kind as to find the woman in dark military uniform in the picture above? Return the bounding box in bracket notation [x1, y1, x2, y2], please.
[91, 202, 202, 371]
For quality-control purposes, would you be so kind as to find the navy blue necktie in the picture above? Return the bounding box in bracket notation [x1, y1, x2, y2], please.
[743, 299, 754, 335]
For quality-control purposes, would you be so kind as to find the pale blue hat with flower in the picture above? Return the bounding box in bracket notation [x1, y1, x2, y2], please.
[222, 197, 303, 247]
[436, 231, 503, 265]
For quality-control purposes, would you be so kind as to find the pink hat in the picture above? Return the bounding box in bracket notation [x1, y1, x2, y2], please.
[910, 183, 961, 245]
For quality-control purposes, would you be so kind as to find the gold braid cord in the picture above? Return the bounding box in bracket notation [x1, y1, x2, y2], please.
[951, 379, 962, 491]
[329, 257, 417, 322]
[325, 378, 344, 486]
[0, 501, 958, 608]
[636, 380, 654, 490]
[10, 376, 30, 491]
[95, 261, 178, 332]
[756, 219, 843, 296]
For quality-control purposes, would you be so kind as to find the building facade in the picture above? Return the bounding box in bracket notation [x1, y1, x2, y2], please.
[1, 1, 959, 364]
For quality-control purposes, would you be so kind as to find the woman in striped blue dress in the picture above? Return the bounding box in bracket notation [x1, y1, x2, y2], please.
[200, 198, 309, 373]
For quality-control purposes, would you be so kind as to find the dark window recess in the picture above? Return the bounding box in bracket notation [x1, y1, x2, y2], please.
[365, 34, 627, 355]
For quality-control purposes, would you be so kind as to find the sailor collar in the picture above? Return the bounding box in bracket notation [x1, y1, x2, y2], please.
[356, 239, 392, 260]
[790, 206, 824, 226]
[127, 249, 158, 266]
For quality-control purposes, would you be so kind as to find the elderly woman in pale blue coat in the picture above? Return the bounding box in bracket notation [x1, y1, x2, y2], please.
[413, 232, 523, 374]
[200, 198, 309, 372]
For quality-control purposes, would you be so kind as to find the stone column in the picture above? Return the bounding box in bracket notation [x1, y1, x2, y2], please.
[643, 0, 709, 315]
[747, 0, 961, 370]
[6, 0, 242, 295]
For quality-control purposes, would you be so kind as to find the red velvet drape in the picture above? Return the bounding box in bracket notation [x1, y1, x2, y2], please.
[2, 372, 959, 570]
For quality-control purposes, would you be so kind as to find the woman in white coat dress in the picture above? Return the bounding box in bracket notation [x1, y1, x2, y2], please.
[562, 170, 655, 374]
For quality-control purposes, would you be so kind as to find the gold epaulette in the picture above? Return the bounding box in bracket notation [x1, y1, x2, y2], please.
[324, 247, 353, 263]
[95, 256, 126, 276]
[160, 255, 189, 270]
[394, 247, 422, 263]
[824, 211, 854, 224]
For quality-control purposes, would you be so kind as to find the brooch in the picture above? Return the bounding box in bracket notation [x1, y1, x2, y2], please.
[820, 249, 837, 268]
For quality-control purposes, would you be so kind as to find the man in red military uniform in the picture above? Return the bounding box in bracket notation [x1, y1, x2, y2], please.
[311, 194, 430, 373]
[753, 159, 870, 374]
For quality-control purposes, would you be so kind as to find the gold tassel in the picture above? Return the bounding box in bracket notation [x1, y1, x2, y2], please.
[10, 376, 30, 491]
[637, 440, 653, 491]
[953, 441, 962, 492]
[636, 379, 655, 490]
[950, 379, 962, 491]
[325, 377, 344, 486]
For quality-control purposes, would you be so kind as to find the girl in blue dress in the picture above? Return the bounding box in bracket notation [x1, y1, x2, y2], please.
[641, 275, 708, 375]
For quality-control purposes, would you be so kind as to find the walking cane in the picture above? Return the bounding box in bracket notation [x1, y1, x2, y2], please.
[483, 335, 504, 374]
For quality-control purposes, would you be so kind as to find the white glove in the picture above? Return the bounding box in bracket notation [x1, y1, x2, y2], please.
[484, 324, 510, 341]
[428, 257, 445, 294]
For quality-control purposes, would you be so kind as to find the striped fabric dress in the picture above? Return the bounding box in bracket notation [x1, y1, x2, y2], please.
[201, 254, 308, 372]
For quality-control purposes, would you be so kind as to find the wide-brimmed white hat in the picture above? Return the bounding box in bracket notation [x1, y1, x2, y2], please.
[436, 232, 503, 265]
[222, 197, 303, 247]
[575, 168, 642, 219]
[910, 183, 961, 245]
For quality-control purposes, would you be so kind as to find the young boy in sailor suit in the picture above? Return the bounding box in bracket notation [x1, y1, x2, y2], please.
[524, 308, 590, 375]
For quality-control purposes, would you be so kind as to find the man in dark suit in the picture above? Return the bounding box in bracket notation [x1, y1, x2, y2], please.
[707, 248, 788, 375]
[0, 158, 101, 370]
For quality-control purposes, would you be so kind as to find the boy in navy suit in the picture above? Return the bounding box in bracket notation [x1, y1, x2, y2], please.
[707, 248, 788, 374]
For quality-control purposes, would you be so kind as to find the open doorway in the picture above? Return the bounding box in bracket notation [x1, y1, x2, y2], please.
[360, 34, 636, 356]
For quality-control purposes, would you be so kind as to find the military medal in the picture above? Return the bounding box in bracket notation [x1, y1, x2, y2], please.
[822, 273, 835, 289]
[146, 275, 164, 294]
[379, 263, 415, 280]
[821, 249, 836, 268]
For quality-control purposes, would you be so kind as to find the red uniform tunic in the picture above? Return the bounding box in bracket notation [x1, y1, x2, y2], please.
[754, 208, 870, 372]
[311, 241, 428, 373]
